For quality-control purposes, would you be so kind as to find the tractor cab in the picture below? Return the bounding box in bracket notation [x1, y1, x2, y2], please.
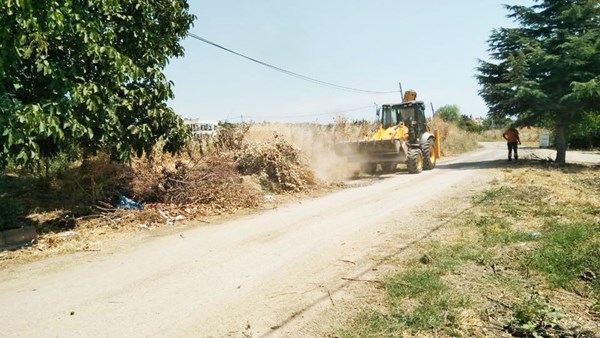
[379, 101, 428, 144]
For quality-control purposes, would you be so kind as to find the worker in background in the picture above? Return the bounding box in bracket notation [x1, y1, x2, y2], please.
[502, 125, 521, 161]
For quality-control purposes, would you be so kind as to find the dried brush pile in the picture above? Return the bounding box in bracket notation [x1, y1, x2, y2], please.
[137, 156, 260, 215]
[237, 133, 316, 192]
[215, 123, 251, 153]
[75, 155, 135, 204]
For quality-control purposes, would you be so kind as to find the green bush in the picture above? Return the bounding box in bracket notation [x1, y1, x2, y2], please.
[568, 111, 600, 149]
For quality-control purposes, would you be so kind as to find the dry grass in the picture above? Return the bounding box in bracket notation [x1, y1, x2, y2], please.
[429, 116, 479, 156]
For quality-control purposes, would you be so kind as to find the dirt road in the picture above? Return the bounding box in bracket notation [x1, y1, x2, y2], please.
[1, 143, 594, 337]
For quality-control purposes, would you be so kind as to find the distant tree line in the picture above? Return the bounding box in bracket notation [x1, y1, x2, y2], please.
[434, 104, 511, 134]
[435, 102, 600, 149]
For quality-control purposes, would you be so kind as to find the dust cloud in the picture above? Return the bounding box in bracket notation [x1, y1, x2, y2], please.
[246, 122, 365, 182]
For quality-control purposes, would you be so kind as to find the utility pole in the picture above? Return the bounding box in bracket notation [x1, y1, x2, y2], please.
[398, 82, 404, 100]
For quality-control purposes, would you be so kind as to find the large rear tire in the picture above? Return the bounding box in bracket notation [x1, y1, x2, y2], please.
[422, 138, 437, 170]
[407, 148, 423, 174]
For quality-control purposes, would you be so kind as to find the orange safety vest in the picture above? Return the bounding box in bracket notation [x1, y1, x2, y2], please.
[503, 129, 519, 143]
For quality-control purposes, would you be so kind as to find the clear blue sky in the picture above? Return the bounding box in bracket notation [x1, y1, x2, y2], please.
[164, 1, 533, 123]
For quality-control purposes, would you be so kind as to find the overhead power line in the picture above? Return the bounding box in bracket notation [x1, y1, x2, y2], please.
[187, 33, 398, 94]
[269, 104, 375, 119]
[229, 104, 375, 121]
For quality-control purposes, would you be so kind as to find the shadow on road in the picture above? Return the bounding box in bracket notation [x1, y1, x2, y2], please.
[436, 158, 598, 172]
[436, 159, 516, 170]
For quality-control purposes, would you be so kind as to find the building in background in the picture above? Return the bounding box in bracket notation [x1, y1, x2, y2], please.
[183, 118, 219, 136]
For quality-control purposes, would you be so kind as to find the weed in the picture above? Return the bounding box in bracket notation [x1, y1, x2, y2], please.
[214, 123, 250, 153]
[505, 293, 566, 337]
[338, 312, 395, 338]
[339, 243, 476, 337]
[340, 268, 469, 337]
[467, 215, 535, 246]
[582, 205, 600, 216]
[388, 269, 445, 298]
[478, 127, 547, 142]
[526, 221, 600, 296]
[139, 156, 261, 211]
[388, 269, 469, 333]
[424, 242, 485, 273]
[473, 186, 507, 204]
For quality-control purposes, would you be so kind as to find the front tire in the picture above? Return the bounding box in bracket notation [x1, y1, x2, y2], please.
[407, 148, 423, 174]
[421, 138, 437, 170]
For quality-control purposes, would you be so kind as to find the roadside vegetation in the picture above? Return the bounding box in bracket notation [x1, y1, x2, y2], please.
[0, 123, 315, 263]
[429, 116, 478, 156]
[0, 117, 479, 265]
[338, 161, 600, 337]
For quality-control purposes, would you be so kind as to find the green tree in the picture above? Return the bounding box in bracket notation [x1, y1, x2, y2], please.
[0, 0, 195, 169]
[477, 0, 600, 164]
[482, 116, 512, 130]
[435, 104, 461, 123]
[567, 111, 600, 148]
[458, 114, 483, 133]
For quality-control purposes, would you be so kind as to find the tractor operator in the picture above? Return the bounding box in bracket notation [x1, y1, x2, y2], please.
[502, 126, 521, 161]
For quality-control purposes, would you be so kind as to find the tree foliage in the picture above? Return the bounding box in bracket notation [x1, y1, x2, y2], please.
[0, 0, 195, 169]
[477, 0, 600, 163]
[567, 111, 600, 148]
[481, 115, 513, 131]
[435, 104, 461, 123]
[458, 115, 483, 133]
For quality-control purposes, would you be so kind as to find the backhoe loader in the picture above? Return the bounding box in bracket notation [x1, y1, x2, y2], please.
[334, 90, 440, 174]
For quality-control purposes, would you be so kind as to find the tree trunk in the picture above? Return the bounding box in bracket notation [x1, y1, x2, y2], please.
[554, 123, 567, 164]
